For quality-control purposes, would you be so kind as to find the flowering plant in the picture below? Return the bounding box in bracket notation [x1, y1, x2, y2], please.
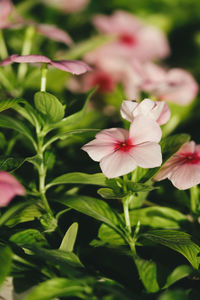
[0, 1, 200, 299]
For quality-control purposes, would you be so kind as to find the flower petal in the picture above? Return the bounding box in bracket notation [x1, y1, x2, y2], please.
[82, 139, 115, 162]
[100, 150, 137, 178]
[169, 164, 200, 190]
[0, 54, 19, 66]
[12, 54, 51, 63]
[51, 60, 91, 75]
[129, 116, 162, 144]
[129, 142, 162, 168]
[96, 128, 129, 143]
[120, 100, 138, 122]
[36, 24, 73, 46]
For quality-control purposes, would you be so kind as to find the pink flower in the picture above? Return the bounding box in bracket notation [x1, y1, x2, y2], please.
[42, 0, 89, 13]
[0, 54, 91, 75]
[0, 0, 13, 28]
[82, 116, 162, 178]
[154, 141, 200, 190]
[120, 99, 171, 126]
[84, 11, 170, 64]
[133, 61, 198, 105]
[0, 171, 25, 207]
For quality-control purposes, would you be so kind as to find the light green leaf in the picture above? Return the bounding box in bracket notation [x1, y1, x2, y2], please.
[142, 230, 200, 269]
[163, 265, 192, 289]
[97, 188, 124, 199]
[46, 172, 107, 190]
[6, 204, 42, 227]
[134, 255, 160, 293]
[59, 222, 78, 252]
[58, 196, 123, 235]
[0, 246, 13, 288]
[25, 278, 90, 300]
[9, 229, 48, 247]
[98, 223, 125, 246]
[0, 200, 36, 226]
[13, 103, 42, 128]
[0, 156, 25, 171]
[158, 289, 189, 300]
[34, 91, 65, 123]
[0, 98, 23, 112]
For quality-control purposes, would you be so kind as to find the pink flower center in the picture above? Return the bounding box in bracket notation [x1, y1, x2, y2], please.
[118, 33, 137, 46]
[91, 72, 115, 93]
[180, 152, 200, 164]
[114, 139, 133, 152]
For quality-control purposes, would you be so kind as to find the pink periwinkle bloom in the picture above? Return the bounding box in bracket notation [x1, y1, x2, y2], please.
[0, 171, 25, 207]
[82, 116, 162, 178]
[133, 61, 199, 106]
[154, 141, 200, 190]
[42, 0, 89, 13]
[120, 99, 171, 126]
[84, 11, 170, 65]
[0, 54, 91, 75]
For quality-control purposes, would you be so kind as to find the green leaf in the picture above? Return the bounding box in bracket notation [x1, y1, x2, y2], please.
[158, 289, 189, 300]
[9, 229, 48, 247]
[129, 207, 188, 229]
[58, 196, 123, 235]
[163, 265, 192, 289]
[141, 230, 200, 269]
[5, 204, 42, 227]
[46, 172, 107, 190]
[0, 156, 25, 171]
[13, 102, 42, 128]
[34, 91, 65, 123]
[98, 223, 125, 246]
[141, 133, 191, 182]
[25, 278, 90, 300]
[0, 114, 36, 148]
[0, 98, 23, 112]
[59, 222, 78, 252]
[48, 87, 96, 129]
[0, 200, 36, 226]
[134, 255, 160, 293]
[98, 188, 124, 199]
[30, 247, 83, 269]
[0, 246, 13, 288]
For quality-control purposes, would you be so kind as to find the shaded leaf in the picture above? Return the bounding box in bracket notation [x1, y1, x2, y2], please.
[0, 98, 23, 112]
[9, 229, 48, 247]
[163, 265, 192, 289]
[0, 246, 13, 288]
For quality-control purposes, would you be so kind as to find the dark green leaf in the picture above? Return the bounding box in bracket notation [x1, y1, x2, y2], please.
[25, 278, 90, 300]
[98, 188, 124, 199]
[58, 196, 123, 235]
[141, 230, 200, 269]
[46, 172, 107, 189]
[6, 204, 42, 227]
[9, 229, 48, 247]
[0, 156, 25, 171]
[0, 246, 13, 288]
[59, 222, 78, 252]
[34, 91, 65, 123]
[98, 223, 125, 246]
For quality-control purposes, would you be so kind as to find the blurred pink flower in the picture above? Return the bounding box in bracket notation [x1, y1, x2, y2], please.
[82, 116, 162, 178]
[0, 54, 91, 75]
[0, 171, 25, 207]
[133, 61, 199, 105]
[120, 99, 170, 125]
[84, 11, 170, 64]
[42, 0, 89, 13]
[0, 0, 16, 29]
[154, 141, 200, 190]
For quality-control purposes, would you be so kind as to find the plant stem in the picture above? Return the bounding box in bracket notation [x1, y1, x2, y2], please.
[123, 198, 131, 233]
[190, 185, 199, 213]
[0, 30, 8, 59]
[40, 64, 48, 92]
[18, 26, 35, 80]
[37, 133, 53, 216]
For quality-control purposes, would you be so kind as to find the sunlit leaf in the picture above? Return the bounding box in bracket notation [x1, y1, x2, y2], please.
[59, 222, 78, 252]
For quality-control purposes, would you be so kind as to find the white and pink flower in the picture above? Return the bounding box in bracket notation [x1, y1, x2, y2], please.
[154, 141, 200, 190]
[0, 171, 25, 207]
[82, 116, 162, 178]
[120, 99, 171, 126]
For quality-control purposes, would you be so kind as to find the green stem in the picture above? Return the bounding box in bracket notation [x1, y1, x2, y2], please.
[40, 64, 48, 92]
[37, 133, 53, 216]
[190, 185, 199, 213]
[18, 26, 35, 80]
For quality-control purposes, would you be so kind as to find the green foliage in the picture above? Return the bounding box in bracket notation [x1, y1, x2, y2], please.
[0, 246, 13, 288]
[34, 91, 65, 123]
[141, 230, 200, 269]
[9, 229, 48, 247]
[59, 222, 78, 252]
[0, 98, 23, 112]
